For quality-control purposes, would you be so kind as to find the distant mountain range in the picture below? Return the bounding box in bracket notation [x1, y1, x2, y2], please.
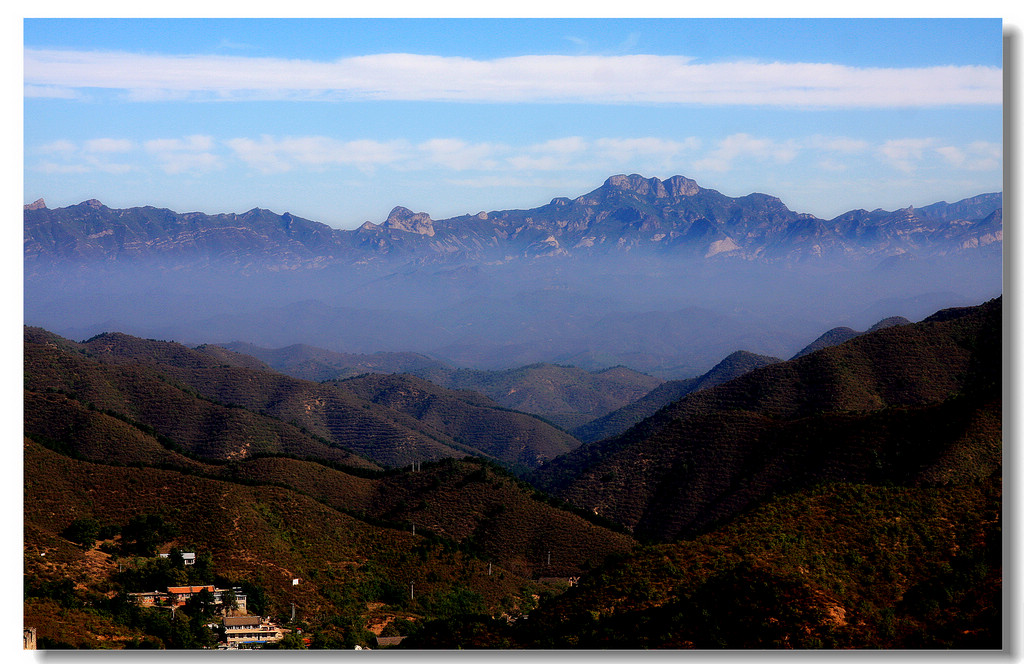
[24, 174, 1001, 270]
[24, 174, 1003, 380]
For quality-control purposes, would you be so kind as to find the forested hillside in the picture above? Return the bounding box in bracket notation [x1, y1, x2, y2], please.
[25, 328, 578, 470]
[23, 298, 1001, 649]
[531, 298, 1001, 542]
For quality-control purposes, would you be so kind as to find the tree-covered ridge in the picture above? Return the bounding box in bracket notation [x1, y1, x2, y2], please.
[25, 327, 580, 470]
[23, 297, 1001, 649]
[531, 298, 1000, 541]
[217, 339, 663, 432]
[512, 479, 1000, 649]
[572, 349, 781, 443]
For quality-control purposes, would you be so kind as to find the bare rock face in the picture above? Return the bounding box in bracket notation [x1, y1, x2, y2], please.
[603, 174, 701, 198]
[664, 175, 701, 197]
[24, 199, 46, 211]
[383, 206, 435, 236]
[605, 174, 661, 196]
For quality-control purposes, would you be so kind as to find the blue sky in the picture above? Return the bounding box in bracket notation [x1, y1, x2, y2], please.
[23, 18, 1004, 228]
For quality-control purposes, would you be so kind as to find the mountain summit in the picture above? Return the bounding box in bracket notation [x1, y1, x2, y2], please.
[382, 206, 435, 236]
[24, 174, 1001, 270]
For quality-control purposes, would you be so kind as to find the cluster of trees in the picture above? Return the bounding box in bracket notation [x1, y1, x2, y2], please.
[62, 513, 179, 556]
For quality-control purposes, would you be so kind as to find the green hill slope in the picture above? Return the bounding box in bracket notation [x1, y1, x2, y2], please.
[25, 327, 579, 471]
[530, 298, 1000, 542]
[24, 436, 634, 648]
[215, 340, 663, 432]
[512, 478, 1000, 649]
[425, 363, 663, 431]
[572, 350, 781, 443]
[216, 341, 449, 382]
[336, 373, 582, 472]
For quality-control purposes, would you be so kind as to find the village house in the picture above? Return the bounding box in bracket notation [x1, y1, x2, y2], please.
[128, 586, 247, 614]
[167, 585, 215, 603]
[222, 616, 287, 647]
[158, 551, 196, 565]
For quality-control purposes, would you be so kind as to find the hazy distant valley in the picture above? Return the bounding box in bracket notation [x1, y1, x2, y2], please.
[25, 174, 1001, 378]
[23, 174, 1002, 649]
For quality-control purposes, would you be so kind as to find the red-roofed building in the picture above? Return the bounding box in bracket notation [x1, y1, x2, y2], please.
[167, 585, 215, 604]
[128, 586, 247, 613]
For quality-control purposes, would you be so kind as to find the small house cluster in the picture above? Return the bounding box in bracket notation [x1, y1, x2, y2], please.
[222, 616, 288, 647]
[128, 585, 247, 614]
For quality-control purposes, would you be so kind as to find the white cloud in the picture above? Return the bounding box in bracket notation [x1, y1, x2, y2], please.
[416, 139, 506, 171]
[85, 138, 134, 153]
[963, 141, 1001, 171]
[24, 49, 1002, 108]
[225, 136, 413, 174]
[876, 138, 999, 174]
[143, 135, 220, 174]
[34, 161, 90, 174]
[594, 137, 700, 163]
[936, 146, 965, 167]
[31, 138, 136, 175]
[530, 137, 589, 155]
[38, 139, 76, 154]
[24, 84, 79, 99]
[804, 135, 870, 154]
[816, 159, 849, 172]
[86, 159, 134, 175]
[693, 133, 799, 173]
[507, 137, 589, 171]
[877, 138, 940, 172]
[144, 135, 215, 153]
[224, 137, 292, 174]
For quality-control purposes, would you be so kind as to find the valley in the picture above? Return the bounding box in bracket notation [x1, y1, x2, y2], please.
[23, 174, 1002, 650]
[23, 296, 1001, 649]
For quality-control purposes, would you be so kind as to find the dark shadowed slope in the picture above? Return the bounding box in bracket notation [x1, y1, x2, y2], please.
[791, 315, 912, 359]
[212, 341, 662, 432]
[25, 327, 581, 471]
[530, 298, 1000, 542]
[572, 350, 781, 443]
[334, 373, 582, 473]
[513, 477, 999, 649]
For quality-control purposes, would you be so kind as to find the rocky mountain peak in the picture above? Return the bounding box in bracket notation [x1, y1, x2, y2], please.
[83, 199, 104, 209]
[24, 198, 46, 211]
[383, 206, 435, 237]
[664, 175, 701, 197]
[604, 174, 700, 199]
[604, 174, 661, 196]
